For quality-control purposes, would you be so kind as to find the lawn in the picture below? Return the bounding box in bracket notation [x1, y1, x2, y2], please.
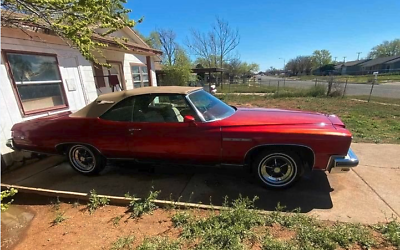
[4, 195, 399, 250]
[219, 95, 400, 144]
[288, 74, 400, 84]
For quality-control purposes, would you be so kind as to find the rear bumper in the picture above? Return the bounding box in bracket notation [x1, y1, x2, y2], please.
[328, 148, 359, 173]
[6, 138, 18, 151]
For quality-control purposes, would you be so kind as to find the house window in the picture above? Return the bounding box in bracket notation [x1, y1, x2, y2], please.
[131, 65, 149, 88]
[5, 52, 67, 114]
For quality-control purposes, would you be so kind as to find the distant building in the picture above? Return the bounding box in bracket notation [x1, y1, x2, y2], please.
[339, 59, 371, 75]
[359, 55, 400, 74]
[384, 57, 400, 73]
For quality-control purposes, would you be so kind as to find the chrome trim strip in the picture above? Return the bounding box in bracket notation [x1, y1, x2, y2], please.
[243, 144, 316, 169]
[223, 138, 253, 142]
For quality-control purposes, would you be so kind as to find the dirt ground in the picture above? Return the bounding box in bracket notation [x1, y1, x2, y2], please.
[1, 202, 396, 250]
[1, 203, 181, 250]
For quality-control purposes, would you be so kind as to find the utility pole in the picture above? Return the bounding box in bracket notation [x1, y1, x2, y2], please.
[343, 56, 346, 63]
[357, 52, 362, 60]
[334, 57, 337, 62]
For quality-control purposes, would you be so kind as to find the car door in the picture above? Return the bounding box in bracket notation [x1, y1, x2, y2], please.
[127, 94, 222, 165]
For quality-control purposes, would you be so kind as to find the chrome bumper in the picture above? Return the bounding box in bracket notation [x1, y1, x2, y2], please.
[328, 148, 359, 173]
[6, 138, 18, 151]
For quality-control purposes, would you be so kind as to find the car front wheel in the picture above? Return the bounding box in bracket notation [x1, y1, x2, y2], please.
[252, 150, 301, 189]
[68, 145, 106, 175]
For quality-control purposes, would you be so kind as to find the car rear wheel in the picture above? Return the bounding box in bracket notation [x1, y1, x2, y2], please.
[68, 145, 106, 175]
[252, 150, 301, 189]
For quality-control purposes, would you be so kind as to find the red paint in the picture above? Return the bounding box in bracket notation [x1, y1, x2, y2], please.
[10, 103, 352, 171]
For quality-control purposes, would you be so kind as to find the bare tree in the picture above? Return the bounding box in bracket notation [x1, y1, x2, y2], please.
[158, 29, 177, 66]
[213, 17, 240, 68]
[187, 17, 240, 68]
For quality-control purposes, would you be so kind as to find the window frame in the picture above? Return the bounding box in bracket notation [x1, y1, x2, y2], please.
[130, 63, 149, 88]
[2, 50, 69, 116]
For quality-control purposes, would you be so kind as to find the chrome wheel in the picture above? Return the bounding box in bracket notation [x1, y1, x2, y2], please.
[69, 145, 96, 173]
[258, 153, 297, 187]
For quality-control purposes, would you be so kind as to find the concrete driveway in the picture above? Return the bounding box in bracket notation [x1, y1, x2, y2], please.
[2, 143, 399, 224]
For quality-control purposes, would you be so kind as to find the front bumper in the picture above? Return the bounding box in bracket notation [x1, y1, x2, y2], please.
[6, 138, 18, 151]
[328, 148, 359, 173]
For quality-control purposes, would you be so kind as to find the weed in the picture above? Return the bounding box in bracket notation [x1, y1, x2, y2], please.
[296, 225, 337, 250]
[87, 189, 109, 214]
[136, 237, 180, 250]
[1, 188, 18, 211]
[262, 234, 298, 250]
[179, 195, 263, 250]
[375, 218, 400, 248]
[110, 235, 135, 250]
[112, 215, 122, 227]
[51, 196, 61, 211]
[265, 204, 318, 229]
[125, 189, 160, 218]
[171, 211, 192, 227]
[329, 222, 375, 248]
[52, 211, 67, 225]
[72, 200, 80, 208]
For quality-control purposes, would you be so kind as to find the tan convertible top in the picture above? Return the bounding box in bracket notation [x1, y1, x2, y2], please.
[70, 86, 202, 118]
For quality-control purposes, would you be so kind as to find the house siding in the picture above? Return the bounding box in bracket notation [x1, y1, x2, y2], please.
[0, 36, 97, 158]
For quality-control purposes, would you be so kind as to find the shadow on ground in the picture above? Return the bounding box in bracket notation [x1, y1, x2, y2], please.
[7, 160, 333, 213]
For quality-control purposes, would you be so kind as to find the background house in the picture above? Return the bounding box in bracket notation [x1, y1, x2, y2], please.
[0, 25, 162, 167]
[340, 59, 371, 75]
[359, 55, 400, 74]
[385, 57, 400, 73]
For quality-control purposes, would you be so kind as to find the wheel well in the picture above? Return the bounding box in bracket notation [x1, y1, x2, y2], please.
[55, 143, 102, 156]
[245, 145, 315, 171]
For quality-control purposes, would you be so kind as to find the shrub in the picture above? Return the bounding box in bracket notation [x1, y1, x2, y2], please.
[375, 219, 400, 248]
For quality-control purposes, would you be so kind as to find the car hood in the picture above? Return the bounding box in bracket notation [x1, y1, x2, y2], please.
[222, 107, 343, 127]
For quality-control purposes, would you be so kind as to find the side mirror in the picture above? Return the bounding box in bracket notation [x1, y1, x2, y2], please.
[183, 115, 196, 125]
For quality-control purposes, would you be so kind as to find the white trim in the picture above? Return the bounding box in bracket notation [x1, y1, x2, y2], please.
[15, 80, 62, 84]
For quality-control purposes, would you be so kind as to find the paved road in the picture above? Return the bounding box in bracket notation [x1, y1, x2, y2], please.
[3, 143, 400, 224]
[258, 76, 400, 99]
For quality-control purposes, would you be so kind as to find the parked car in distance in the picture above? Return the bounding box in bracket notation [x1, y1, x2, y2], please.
[7, 86, 358, 189]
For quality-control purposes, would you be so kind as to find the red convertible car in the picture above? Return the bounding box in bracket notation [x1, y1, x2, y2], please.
[7, 86, 358, 189]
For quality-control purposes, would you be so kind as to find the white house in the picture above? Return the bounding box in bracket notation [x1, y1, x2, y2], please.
[0, 25, 162, 167]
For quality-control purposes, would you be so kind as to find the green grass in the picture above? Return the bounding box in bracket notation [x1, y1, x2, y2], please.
[219, 95, 400, 144]
[352, 95, 400, 105]
[217, 84, 327, 97]
[289, 74, 400, 84]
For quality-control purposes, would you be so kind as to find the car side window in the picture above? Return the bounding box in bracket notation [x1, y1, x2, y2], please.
[100, 94, 199, 123]
[100, 97, 135, 122]
[144, 94, 197, 123]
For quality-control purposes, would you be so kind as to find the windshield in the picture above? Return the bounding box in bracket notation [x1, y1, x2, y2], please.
[187, 90, 235, 122]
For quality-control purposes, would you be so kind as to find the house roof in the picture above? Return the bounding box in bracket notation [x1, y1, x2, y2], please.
[360, 55, 400, 67]
[70, 86, 203, 118]
[342, 59, 370, 67]
[1, 10, 162, 56]
[385, 57, 400, 64]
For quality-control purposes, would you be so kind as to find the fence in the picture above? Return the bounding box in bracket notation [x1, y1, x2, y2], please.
[213, 73, 400, 101]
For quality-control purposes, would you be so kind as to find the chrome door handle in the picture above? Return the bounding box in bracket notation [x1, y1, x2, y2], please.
[128, 128, 142, 132]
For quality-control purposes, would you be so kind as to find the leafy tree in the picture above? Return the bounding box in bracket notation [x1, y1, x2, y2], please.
[312, 50, 332, 68]
[368, 39, 400, 59]
[2, 0, 137, 65]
